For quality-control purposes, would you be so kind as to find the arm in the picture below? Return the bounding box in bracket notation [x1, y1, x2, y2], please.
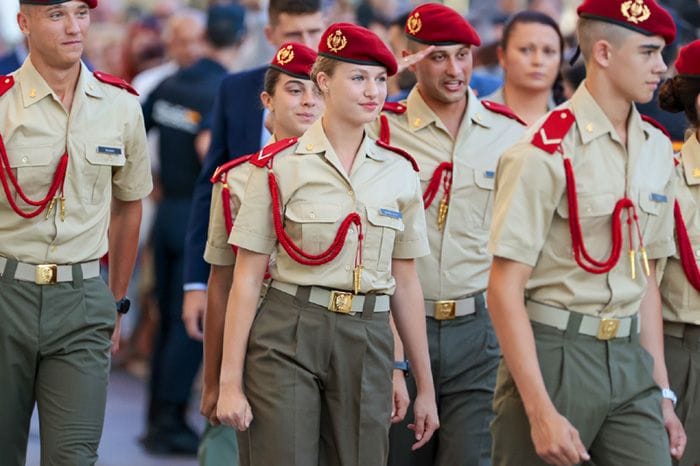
[389, 314, 409, 424]
[638, 262, 686, 460]
[201, 263, 234, 425]
[108, 198, 143, 353]
[216, 248, 270, 431]
[487, 257, 589, 466]
[390, 258, 438, 450]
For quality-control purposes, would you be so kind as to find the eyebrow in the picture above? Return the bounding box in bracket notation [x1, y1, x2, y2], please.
[639, 44, 662, 51]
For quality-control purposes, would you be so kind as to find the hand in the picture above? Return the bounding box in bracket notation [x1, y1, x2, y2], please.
[397, 46, 435, 74]
[662, 399, 686, 460]
[110, 313, 123, 354]
[182, 290, 206, 341]
[201, 383, 221, 426]
[391, 370, 410, 424]
[407, 391, 439, 450]
[217, 388, 253, 431]
[529, 406, 590, 466]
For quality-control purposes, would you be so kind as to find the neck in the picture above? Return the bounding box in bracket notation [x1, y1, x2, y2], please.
[208, 46, 239, 72]
[585, 72, 632, 137]
[30, 55, 81, 107]
[502, 82, 550, 126]
[321, 114, 365, 167]
[696, 127, 700, 141]
[418, 86, 468, 137]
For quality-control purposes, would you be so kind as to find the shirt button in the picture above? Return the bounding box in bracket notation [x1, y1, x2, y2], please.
[348, 190, 354, 196]
[21, 157, 28, 164]
[50, 245, 57, 252]
[309, 212, 316, 219]
[349, 228, 354, 234]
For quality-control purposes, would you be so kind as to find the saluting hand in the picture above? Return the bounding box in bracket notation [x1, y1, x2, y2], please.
[530, 405, 590, 466]
[408, 391, 439, 450]
[217, 389, 253, 431]
[662, 399, 687, 460]
[397, 46, 435, 74]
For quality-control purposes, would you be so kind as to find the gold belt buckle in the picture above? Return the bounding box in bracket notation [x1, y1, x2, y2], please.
[329, 290, 353, 314]
[35, 264, 58, 285]
[434, 300, 456, 320]
[597, 318, 620, 340]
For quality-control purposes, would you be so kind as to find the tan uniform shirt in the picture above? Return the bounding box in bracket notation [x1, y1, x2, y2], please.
[0, 59, 152, 264]
[482, 86, 556, 111]
[661, 135, 700, 325]
[230, 119, 430, 294]
[370, 87, 525, 300]
[489, 84, 675, 318]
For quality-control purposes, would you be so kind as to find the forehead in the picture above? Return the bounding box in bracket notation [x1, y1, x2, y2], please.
[619, 29, 665, 49]
[335, 61, 386, 75]
[274, 12, 323, 31]
[506, 22, 560, 44]
[427, 43, 470, 54]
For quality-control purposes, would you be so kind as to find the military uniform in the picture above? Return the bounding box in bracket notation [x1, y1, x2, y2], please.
[489, 82, 676, 465]
[0, 58, 151, 465]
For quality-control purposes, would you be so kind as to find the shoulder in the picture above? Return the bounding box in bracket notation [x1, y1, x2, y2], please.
[249, 137, 299, 167]
[211, 153, 253, 183]
[530, 108, 576, 155]
[382, 101, 407, 115]
[0, 75, 15, 98]
[374, 139, 419, 172]
[480, 100, 526, 126]
[640, 114, 672, 141]
[93, 71, 139, 96]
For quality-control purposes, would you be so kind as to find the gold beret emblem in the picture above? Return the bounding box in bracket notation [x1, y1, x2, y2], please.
[276, 44, 295, 66]
[407, 12, 422, 35]
[621, 0, 651, 24]
[327, 30, 348, 53]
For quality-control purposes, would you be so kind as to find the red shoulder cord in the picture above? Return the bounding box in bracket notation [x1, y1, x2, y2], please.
[563, 157, 647, 277]
[265, 159, 364, 293]
[0, 134, 68, 219]
[673, 200, 700, 291]
[211, 157, 251, 254]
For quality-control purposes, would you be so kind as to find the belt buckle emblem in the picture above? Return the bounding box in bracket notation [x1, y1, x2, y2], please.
[597, 318, 620, 340]
[329, 291, 353, 314]
[35, 264, 58, 285]
[434, 300, 456, 320]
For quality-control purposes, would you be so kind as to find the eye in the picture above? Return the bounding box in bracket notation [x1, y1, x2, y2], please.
[288, 88, 302, 95]
[431, 54, 446, 62]
[50, 11, 63, 19]
[352, 75, 364, 81]
[376, 76, 387, 83]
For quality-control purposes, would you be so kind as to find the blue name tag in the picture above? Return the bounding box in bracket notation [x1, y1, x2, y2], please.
[484, 170, 495, 179]
[650, 193, 668, 203]
[97, 146, 122, 155]
[379, 208, 402, 219]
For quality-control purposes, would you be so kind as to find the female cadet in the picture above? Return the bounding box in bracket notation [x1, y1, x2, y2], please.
[658, 40, 700, 466]
[483, 10, 564, 125]
[216, 23, 439, 466]
[199, 41, 322, 427]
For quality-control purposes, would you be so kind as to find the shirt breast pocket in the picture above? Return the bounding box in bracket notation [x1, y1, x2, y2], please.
[5, 145, 57, 210]
[84, 142, 126, 204]
[284, 201, 343, 256]
[637, 189, 666, 240]
[554, 192, 616, 258]
[366, 206, 405, 271]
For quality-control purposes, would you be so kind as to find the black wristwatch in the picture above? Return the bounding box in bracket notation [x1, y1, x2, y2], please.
[393, 360, 410, 377]
[116, 296, 131, 315]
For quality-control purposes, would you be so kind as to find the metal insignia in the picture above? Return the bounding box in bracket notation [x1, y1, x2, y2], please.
[327, 30, 348, 53]
[407, 12, 422, 35]
[621, 0, 651, 24]
[276, 44, 295, 66]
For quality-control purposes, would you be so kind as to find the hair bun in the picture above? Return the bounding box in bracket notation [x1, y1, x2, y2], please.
[658, 77, 684, 113]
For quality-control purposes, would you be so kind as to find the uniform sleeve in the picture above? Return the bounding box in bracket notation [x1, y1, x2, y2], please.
[393, 171, 430, 259]
[643, 149, 676, 260]
[204, 183, 236, 266]
[488, 142, 566, 267]
[112, 97, 153, 201]
[228, 165, 276, 254]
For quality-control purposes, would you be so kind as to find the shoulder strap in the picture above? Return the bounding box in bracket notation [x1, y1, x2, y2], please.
[0, 75, 14, 98]
[93, 71, 139, 96]
[640, 114, 671, 140]
[249, 137, 298, 168]
[382, 101, 407, 115]
[481, 100, 527, 126]
[531, 108, 576, 154]
[210, 154, 253, 183]
[375, 139, 419, 172]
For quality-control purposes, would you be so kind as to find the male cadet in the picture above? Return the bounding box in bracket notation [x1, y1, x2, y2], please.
[0, 1, 151, 465]
[373, 4, 526, 466]
[487, 0, 687, 465]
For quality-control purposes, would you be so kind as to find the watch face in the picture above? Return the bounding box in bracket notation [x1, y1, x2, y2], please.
[117, 297, 131, 314]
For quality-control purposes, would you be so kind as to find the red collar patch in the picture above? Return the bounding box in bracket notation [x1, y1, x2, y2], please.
[210, 154, 253, 183]
[93, 71, 139, 96]
[481, 100, 526, 126]
[640, 114, 671, 140]
[382, 101, 407, 115]
[531, 109, 576, 154]
[0, 75, 14, 98]
[249, 138, 298, 168]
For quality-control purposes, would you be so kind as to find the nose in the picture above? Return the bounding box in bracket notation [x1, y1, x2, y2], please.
[364, 78, 379, 98]
[446, 56, 460, 76]
[65, 12, 81, 34]
[532, 49, 544, 65]
[302, 88, 317, 107]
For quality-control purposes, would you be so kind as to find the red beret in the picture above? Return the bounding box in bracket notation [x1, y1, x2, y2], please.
[577, 0, 676, 45]
[318, 23, 398, 76]
[270, 42, 317, 80]
[675, 40, 700, 77]
[405, 3, 480, 47]
[20, 0, 97, 7]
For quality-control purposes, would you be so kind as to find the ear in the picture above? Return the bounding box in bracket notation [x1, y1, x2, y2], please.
[497, 45, 505, 69]
[315, 72, 330, 93]
[591, 39, 612, 68]
[260, 91, 273, 111]
[17, 10, 30, 36]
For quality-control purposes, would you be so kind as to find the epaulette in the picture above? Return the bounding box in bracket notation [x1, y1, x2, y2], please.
[93, 71, 139, 96]
[0, 75, 14, 97]
[375, 139, 419, 172]
[640, 114, 671, 140]
[382, 101, 407, 114]
[210, 154, 252, 183]
[531, 108, 576, 154]
[481, 100, 526, 126]
[249, 137, 298, 168]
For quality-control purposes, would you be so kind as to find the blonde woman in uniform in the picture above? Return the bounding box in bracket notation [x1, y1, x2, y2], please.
[216, 23, 439, 466]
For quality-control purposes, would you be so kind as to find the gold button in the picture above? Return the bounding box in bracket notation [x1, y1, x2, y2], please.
[305, 144, 313, 151]
[560, 112, 567, 119]
[586, 123, 593, 133]
[585, 206, 592, 213]
[413, 118, 422, 127]
[349, 228, 354, 235]
[21, 157, 28, 164]
[4, 78, 9, 84]
[476, 114, 482, 121]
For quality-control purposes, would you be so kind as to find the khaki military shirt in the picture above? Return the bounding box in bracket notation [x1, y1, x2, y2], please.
[482, 86, 556, 111]
[489, 83, 675, 318]
[661, 135, 700, 325]
[230, 119, 430, 294]
[0, 59, 152, 265]
[369, 87, 525, 300]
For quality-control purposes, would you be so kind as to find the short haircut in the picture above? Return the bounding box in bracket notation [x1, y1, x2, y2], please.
[577, 17, 632, 62]
[268, 0, 321, 26]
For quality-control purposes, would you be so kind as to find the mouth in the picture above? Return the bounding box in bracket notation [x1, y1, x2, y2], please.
[442, 80, 464, 92]
[62, 40, 83, 47]
[528, 72, 546, 80]
[296, 112, 316, 121]
[360, 102, 378, 110]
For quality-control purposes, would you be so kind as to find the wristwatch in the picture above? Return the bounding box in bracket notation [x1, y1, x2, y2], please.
[661, 387, 677, 407]
[393, 360, 410, 377]
[116, 296, 131, 315]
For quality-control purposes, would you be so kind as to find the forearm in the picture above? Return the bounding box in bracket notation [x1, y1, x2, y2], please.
[204, 265, 233, 389]
[389, 314, 405, 361]
[639, 262, 670, 388]
[108, 198, 142, 300]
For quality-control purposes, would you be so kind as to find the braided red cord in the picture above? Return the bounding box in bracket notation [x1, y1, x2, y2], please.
[423, 162, 452, 208]
[379, 114, 390, 144]
[674, 200, 700, 291]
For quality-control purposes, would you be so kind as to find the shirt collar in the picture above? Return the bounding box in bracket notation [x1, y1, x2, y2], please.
[294, 119, 387, 162]
[405, 85, 487, 133]
[18, 58, 102, 108]
[681, 133, 700, 186]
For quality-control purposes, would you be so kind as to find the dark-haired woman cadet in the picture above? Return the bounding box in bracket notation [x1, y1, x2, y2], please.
[216, 24, 439, 466]
[658, 39, 700, 466]
[484, 10, 563, 125]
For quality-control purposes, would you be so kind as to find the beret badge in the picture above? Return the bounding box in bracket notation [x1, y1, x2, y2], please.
[276, 44, 295, 66]
[406, 12, 422, 35]
[621, 0, 651, 24]
[327, 30, 348, 53]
